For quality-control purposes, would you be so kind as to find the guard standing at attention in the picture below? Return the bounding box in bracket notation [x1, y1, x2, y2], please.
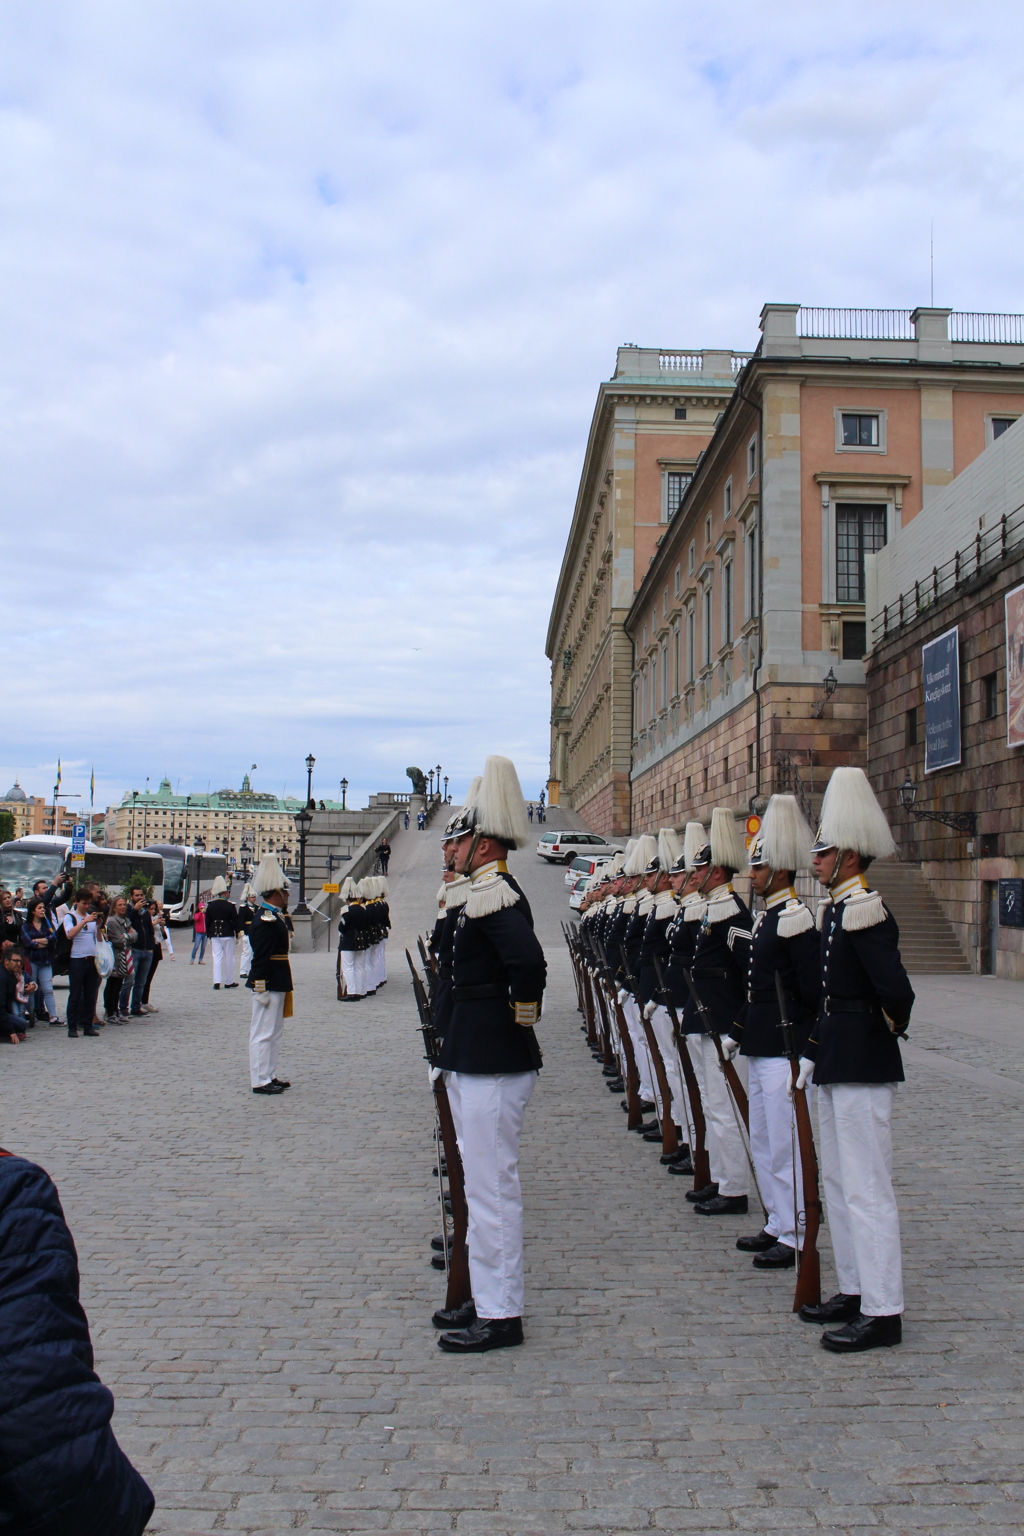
[246, 855, 294, 1097]
[678, 808, 753, 1216]
[434, 755, 546, 1354]
[795, 766, 915, 1353]
[205, 877, 239, 990]
[729, 795, 821, 1270]
[336, 878, 364, 1001]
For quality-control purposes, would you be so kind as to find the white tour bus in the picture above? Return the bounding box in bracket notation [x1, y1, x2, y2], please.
[0, 836, 164, 907]
[144, 843, 229, 923]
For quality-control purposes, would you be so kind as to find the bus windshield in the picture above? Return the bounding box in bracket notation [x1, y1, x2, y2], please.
[161, 851, 187, 904]
[0, 846, 65, 893]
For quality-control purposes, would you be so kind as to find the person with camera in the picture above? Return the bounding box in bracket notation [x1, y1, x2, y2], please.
[62, 890, 102, 1038]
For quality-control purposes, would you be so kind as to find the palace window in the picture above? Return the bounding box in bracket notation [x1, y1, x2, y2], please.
[990, 416, 1018, 442]
[841, 413, 879, 447]
[982, 671, 999, 718]
[724, 478, 732, 518]
[722, 558, 734, 644]
[703, 583, 713, 664]
[664, 471, 693, 522]
[688, 540, 695, 575]
[836, 503, 887, 603]
[747, 434, 757, 480]
[661, 641, 669, 709]
[686, 605, 695, 684]
[746, 518, 759, 617]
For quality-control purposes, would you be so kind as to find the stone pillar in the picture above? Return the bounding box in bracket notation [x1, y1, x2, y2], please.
[289, 911, 315, 954]
[409, 793, 426, 823]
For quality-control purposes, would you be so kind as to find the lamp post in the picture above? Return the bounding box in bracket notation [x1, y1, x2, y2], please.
[435, 764, 442, 802]
[340, 777, 348, 811]
[428, 770, 434, 798]
[130, 791, 139, 849]
[897, 774, 977, 836]
[142, 777, 150, 847]
[812, 667, 839, 720]
[294, 806, 313, 914]
[443, 775, 449, 802]
[305, 753, 316, 810]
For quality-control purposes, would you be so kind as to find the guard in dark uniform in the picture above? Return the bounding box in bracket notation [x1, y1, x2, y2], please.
[796, 766, 915, 1352]
[729, 795, 821, 1269]
[678, 808, 753, 1215]
[246, 855, 294, 1096]
[205, 877, 239, 990]
[435, 755, 546, 1354]
[656, 822, 710, 1178]
[237, 888, 255, 978]
[337, 878, 365, 1000]
[432, 802, 477, 1037]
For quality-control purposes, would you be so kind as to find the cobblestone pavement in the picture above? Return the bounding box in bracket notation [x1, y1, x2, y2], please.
[4, 825, 1024, 1535]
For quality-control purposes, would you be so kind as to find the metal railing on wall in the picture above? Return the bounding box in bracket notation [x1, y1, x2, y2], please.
[798, 308, 914, 340]
[873, 503, 1024, 645]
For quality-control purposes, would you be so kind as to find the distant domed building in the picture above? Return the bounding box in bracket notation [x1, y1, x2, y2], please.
[1, 780, 48, 840]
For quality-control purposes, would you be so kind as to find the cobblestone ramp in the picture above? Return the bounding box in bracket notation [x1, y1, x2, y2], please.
[3, 842, 1024, 1534]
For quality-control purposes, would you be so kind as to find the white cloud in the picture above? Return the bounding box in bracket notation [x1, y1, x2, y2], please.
[3, 0, 1024, 814]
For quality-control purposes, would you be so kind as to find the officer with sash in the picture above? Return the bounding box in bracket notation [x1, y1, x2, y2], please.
[727, 795, 821, 1269]
[435, 756, 546, 1354]
[247, 855, 294, 1096]
[794, 766, 915, 1352]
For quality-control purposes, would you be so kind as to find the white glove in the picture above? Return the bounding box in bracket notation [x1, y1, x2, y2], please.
[428, 1065, 442, 1086]
[616, 988, 629, 1006]
[643, 999, 658, 1020]
[788, 1057, 814, 1096]
[252, 990, 271, 1008]
[720, 1035, 740, 1062]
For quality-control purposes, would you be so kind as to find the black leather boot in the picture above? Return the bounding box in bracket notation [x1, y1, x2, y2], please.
[798, 1292, 861, 1325]
[821, 1314, 902, 1352]
[432, 1298, 477, 1329]
[693, 1194, 748, 1215]
[752, 1242, 796, 1268]
[684, 1182, 719, 1203]
[736, 1228, 777, 1252]
[437, 1316, 523, 1352]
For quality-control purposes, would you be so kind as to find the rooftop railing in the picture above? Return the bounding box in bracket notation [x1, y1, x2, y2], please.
[948, 311, 1024, 344]
[796, 307, 1024, 344]
[872, 501, 1024, 645]
[798, 308, 914, 340]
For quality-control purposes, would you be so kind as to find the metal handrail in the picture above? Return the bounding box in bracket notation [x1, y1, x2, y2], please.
[872, 503, 1024, 644]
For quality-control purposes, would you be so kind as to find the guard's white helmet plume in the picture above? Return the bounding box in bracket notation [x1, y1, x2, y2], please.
[251, 855, 288, 896]
[815, 767, 897, 860]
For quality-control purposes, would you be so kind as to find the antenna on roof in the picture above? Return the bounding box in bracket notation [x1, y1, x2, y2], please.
[930, 219, 934, 306]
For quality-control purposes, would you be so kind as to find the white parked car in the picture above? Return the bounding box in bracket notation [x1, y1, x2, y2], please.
[563, 853, 617, 889]
[536, 830, 624, 866]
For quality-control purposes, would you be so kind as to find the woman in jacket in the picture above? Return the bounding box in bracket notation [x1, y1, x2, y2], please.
[103, 898, 136, 1024]
[190, 900, 207, 964]
[20, 897, 60, 1026]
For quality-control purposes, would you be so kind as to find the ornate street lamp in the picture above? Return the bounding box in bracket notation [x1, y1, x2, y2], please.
[428, 770, 435, 798]
[435, 764, 442, 801]
[305, 753, 316, 809]
[897, 774, 976, 835]
[340, 777, 348, 810]
[812, 667, 839, 720]
[294, 806, 313, 914]
[443, 775, 449, 802]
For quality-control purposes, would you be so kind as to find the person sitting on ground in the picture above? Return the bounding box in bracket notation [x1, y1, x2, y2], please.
[0, 1148, 155, 1533]
[0, 890, 20, 948]
[2, 949, 33, 1043]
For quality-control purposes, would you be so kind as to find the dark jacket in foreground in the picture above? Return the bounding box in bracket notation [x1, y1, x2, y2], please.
[807, 884, 914, 1085]
[679, 889, 752, 1035]
[245, 906, 293, 994]
[439, 868, 546, 1074]
[0, 1153, 154, 1536]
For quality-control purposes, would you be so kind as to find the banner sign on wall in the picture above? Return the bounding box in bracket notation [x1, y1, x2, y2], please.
[922, 626, 961, 773]
[1006, 582, 1024, 750]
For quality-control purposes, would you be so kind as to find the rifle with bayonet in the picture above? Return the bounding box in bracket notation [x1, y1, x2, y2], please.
[594, 936, 643, 1129]
[406, 950, 471, 1312]
[580, 925, 616, 1068]
[620, 942, 678, 1157]
[775, 970, 822, 1313]
[652, 953, 711, 1191]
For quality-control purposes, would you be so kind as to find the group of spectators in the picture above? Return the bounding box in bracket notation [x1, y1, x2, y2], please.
[1, 874, 174, 1042]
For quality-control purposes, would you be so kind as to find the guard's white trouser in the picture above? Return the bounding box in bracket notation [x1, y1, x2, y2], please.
[339, 949, 360, 995]
[621, 995, 657, 1106]
[748, 1055, 798, 1248]
[239, 936, 253, 976]
[648, 1005, 687, 1129]
[211, 936, 236, 987]
[695, 1034, 749, 1197]
[249, 990, 286, 1087]
[447, 1070, 537, 1320]
[817, 1083, 904, 1317]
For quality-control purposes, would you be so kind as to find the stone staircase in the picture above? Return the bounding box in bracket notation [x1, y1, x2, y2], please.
[869, 858, 972, 974]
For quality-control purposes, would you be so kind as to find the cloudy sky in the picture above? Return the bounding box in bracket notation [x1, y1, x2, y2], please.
[3, 1, 1023, 815]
